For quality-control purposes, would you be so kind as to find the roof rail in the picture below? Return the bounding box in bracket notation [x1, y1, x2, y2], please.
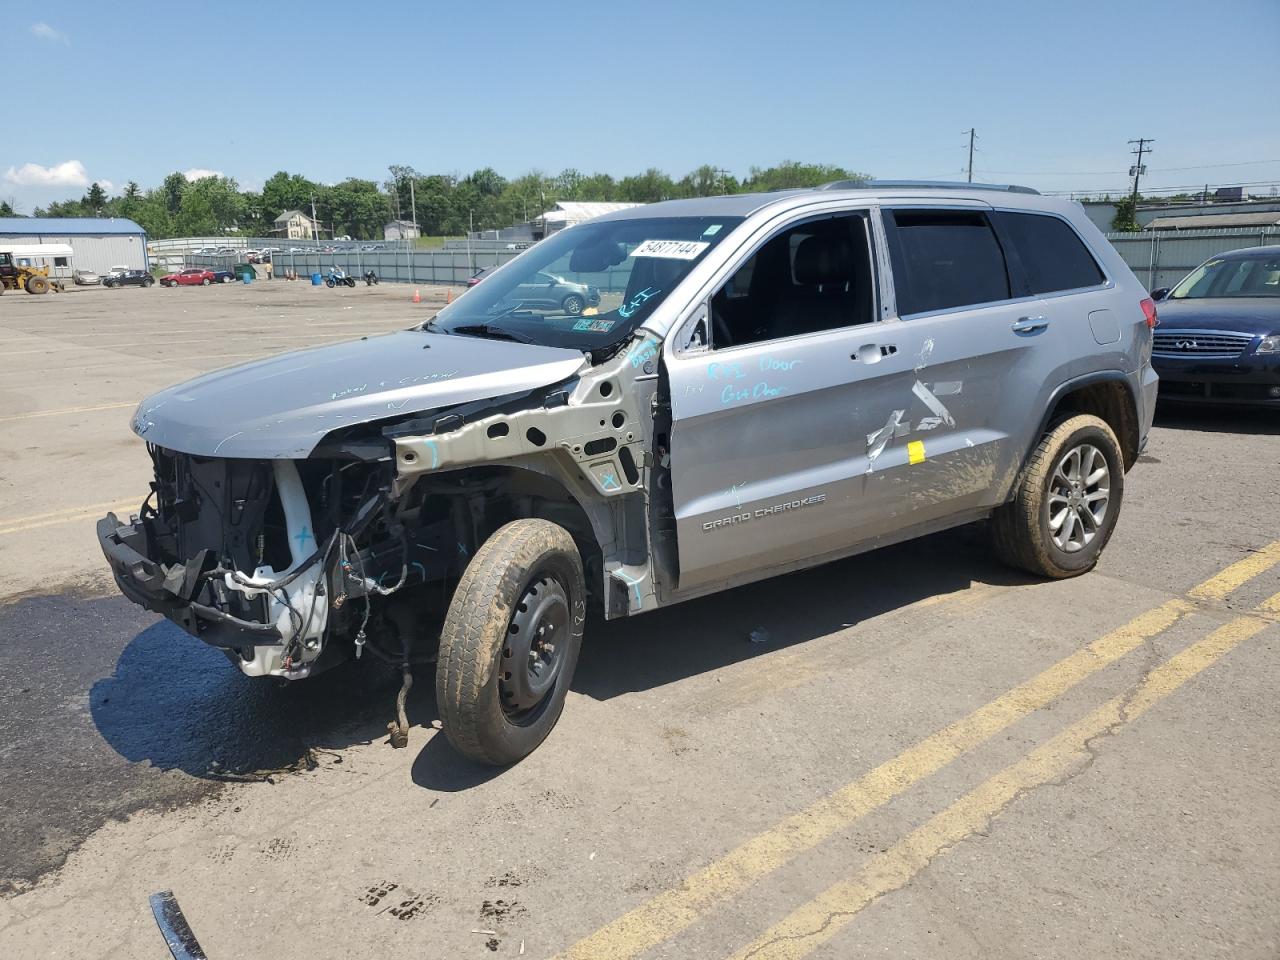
[818, 179, 1040, 195]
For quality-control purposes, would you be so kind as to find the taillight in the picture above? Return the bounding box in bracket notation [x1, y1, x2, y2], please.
[1139, 298, 1159, 329]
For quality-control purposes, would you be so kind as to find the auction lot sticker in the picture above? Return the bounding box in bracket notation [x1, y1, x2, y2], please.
[631, 239, 710, 260]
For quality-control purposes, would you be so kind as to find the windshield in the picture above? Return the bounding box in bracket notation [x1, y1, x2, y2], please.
[429, 215, 741, 349]
[1169, 254, 1280, 299]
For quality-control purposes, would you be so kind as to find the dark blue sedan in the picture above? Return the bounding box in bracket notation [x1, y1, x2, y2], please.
[1150, 245, 1280, 406]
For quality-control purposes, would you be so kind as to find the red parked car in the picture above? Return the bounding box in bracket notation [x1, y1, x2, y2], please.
[160, 268, 216, 287]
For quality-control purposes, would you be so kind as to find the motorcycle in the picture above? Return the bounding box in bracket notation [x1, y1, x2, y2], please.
[324, 268, 356, 288]
[363, 270, 379, 286]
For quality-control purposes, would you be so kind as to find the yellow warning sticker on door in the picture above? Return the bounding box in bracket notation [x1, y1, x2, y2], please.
[907, 440, 926, 464]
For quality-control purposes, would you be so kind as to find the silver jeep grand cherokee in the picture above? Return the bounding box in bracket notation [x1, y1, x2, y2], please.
[99, 181, 1159, 764]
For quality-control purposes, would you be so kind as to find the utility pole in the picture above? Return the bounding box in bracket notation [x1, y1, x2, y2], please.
[310, 194, 320, 242]
[1128, 138, 1154, 212]
[966, 128, 976, 183]
[408, 176, 417, 239]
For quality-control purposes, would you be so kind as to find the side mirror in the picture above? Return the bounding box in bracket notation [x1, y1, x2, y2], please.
[1149, 287, 1169, 301]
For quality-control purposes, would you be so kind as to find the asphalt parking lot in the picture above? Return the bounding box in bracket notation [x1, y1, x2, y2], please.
[0, 281, 1277, 959]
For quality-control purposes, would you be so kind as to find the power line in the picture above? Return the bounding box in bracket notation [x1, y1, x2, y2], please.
[974, 158, 1280, 176]
[1038, 177, 1280, 197]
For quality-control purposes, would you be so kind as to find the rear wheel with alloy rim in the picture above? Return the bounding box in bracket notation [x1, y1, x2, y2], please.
[990, 413, 1124, 578]
[437, 519, 585, 765]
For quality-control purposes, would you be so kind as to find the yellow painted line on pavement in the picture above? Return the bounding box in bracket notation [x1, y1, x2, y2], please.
[0, 499, 140, 536]
[556, 543, 1280, 960]
[0, 401, 136, 424]
[725, 597, 1278, 960]
[1188, 541, 1280, 602]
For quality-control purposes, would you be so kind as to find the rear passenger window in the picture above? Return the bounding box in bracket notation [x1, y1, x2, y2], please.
[886, 211, 1010, 315]
[995, 212, 1105, 294]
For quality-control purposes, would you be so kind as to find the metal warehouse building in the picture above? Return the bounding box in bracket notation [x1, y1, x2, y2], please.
[0, 217, 148, 278]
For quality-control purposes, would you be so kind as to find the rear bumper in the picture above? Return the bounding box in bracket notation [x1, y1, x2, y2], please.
[97, 512, 282, 647]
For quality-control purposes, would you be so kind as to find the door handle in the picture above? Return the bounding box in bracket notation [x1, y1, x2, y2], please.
[1011, 316, 1049, 333]
[853, 343, 897, 363]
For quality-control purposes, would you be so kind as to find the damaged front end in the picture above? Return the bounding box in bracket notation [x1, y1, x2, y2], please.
[97, 443, 448, 679]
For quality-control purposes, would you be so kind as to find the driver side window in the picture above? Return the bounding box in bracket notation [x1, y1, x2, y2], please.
[710, 212, 875, 349]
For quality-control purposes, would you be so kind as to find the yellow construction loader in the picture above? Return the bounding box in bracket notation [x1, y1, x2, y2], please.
[0, 245, 72, 294]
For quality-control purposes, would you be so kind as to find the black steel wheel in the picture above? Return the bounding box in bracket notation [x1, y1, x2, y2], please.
[437, 519, 586, 765]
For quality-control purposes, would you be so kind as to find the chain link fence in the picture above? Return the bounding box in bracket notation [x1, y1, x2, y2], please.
[1104, 227, 1280, 291]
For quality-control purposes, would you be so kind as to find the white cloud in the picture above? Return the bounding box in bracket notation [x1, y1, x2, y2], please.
[4, 160, 90, 188]
[30, 22, 69, 44]
[183, 168, 223, 182]
[96, 180, 115, 192]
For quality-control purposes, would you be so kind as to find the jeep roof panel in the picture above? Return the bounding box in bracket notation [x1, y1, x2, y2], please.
[819, 179, 1040, 195]
[587, 182, 1050, 224]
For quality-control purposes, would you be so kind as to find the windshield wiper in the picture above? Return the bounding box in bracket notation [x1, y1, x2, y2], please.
[451, 323, 536, 344]
[420, 316, 448, 334]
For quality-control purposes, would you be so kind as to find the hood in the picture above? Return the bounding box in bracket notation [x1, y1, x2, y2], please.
[132, 330, 587, 458]
[1155, 298, 1280, 336]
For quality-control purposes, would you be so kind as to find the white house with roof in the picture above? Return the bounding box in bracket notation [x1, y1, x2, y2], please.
[384, 219, 421, 241]
[272, 210, 318, 240]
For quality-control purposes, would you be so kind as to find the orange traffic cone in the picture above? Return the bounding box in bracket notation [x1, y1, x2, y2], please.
[446, 288, 453, 304]
[412, 288, 421, 304]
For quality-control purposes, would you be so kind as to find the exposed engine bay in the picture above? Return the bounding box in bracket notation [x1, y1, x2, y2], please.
[98, 330, 669, 693]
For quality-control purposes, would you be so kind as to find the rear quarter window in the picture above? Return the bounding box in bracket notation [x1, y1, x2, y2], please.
[994, 211, 1105, 294]
[886, 210, 1011, 315]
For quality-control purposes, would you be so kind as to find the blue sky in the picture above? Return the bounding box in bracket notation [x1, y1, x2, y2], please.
[8, 0, 1279, 210]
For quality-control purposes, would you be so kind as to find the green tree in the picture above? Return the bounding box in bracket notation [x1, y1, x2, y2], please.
[174, 190, 218, 236]
[1110, 196, 1140, 232]
[0, 198, 16, 217]
[161, 172, 187, 215]
[679, 164, 737, 197]
[83, 182, 108, 214]
[742, 161, 866, 192]
[618, 168, 677, 203]
[261, 170, 319, 223]
[574, 173, 619, 201]
[184, 175, 242, 231]
[323, 178, 385, 238]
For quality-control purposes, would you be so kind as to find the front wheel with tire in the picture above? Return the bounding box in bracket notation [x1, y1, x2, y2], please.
[325, 278, 335, 288]
[344, 277, 356, 287]
[437, 519, 586, 765]
[990, 414, 1124, 579]
[201, 277, 211, 285]
[25, 276, 50, 295]
[221, 275, 231, 283]
[561, 294, 584, 316]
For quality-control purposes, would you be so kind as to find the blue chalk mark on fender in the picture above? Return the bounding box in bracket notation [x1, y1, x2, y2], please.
[614, 570, 644, 608]
[600, 472, 621, 491]
[294, 525, 314, 553]
[424, 439, 440, 469]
